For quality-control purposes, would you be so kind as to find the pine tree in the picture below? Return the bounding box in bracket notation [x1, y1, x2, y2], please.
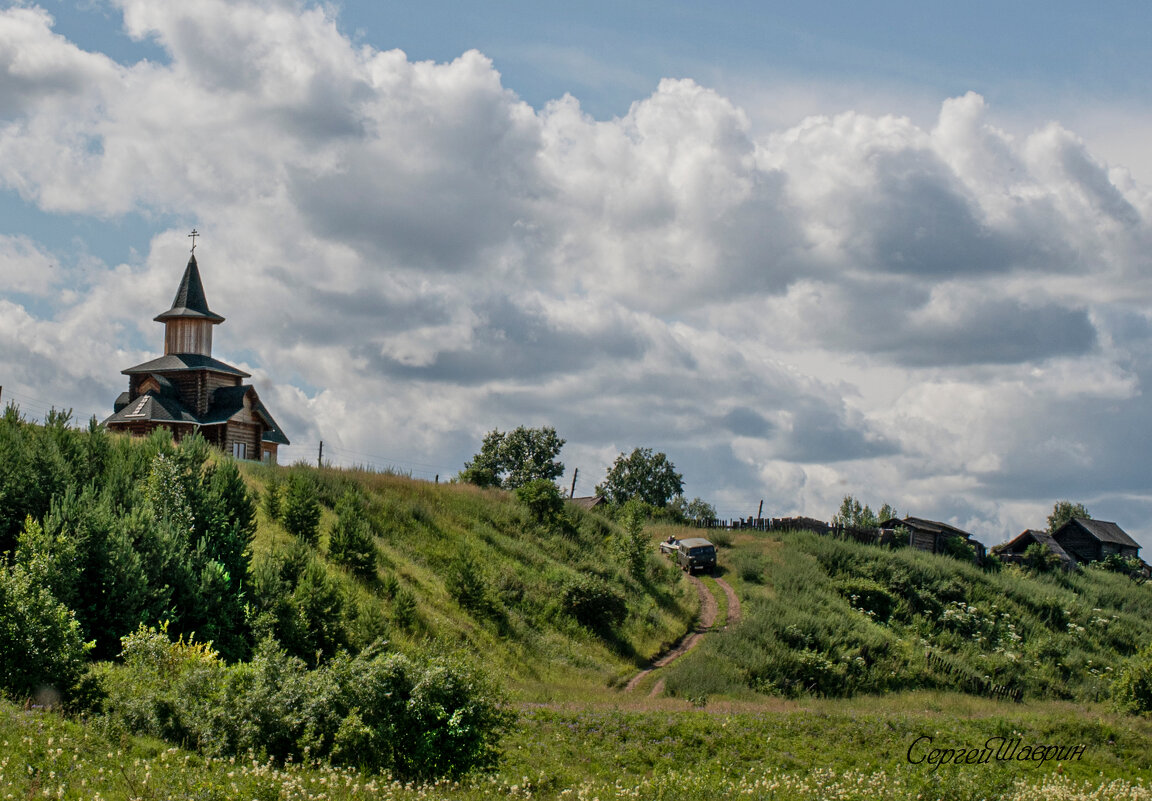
[282, 473, 321, 546]
[328, 490, 376, 579]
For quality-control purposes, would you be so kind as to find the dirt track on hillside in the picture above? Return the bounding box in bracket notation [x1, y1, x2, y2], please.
[624, 571, 740, 694]
[715, 576, 740, 625]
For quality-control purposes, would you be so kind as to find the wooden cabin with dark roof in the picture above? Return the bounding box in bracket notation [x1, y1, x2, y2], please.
[104, 245, 289, 461]
[879, 516, 987, 561]
[1051, 518, 1140, 565]
[992, 529, 1075, 570]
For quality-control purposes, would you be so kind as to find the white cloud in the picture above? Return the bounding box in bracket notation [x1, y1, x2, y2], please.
[2, 1, 1152, 549]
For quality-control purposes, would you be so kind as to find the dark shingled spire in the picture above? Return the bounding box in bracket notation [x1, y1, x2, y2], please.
[153, 254, 225, 323]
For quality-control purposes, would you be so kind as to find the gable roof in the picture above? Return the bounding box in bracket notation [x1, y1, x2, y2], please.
[137, 372, 179, 398]
[883, 516, 975, 539]
[122, 353, 250, 378]
[996, 529, 1074, 562]
[201, 385, 290, 445]
[153, 255, 225, 323]
[1062, 518, 1141, 550]
[571, 495, 606, 509]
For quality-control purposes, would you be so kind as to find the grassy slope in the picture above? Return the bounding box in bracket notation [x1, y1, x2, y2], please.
[6, 457, 1152, 799]
[241, 463, 698, 699]
[660, 526, 1152, 704]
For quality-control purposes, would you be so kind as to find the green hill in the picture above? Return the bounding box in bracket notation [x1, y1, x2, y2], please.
[4, 409, 1152, 798]
[660, 527, 1152, 705]
[240, 460, 697, 697]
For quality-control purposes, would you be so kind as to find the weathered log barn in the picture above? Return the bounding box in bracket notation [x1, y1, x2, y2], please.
[1050, 518, 1141, 564]
[879, 516, 988, 561]
[104, 244, 289, 461]
[992, 529, 1076, 570]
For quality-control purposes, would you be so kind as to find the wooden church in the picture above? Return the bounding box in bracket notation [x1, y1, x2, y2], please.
[104, 238, 289, 461]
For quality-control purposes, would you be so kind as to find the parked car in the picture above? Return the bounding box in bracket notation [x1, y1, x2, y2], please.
[675, 537, 717, 574]
[659, 536, 680, 555]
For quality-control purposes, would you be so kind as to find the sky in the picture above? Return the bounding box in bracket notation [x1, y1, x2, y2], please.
[2, 0, 1152, 549]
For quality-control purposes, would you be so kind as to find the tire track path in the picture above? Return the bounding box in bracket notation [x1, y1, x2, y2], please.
[624, 573, 741, 694]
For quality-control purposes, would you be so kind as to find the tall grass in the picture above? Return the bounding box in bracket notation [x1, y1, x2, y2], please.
[668, 529, 1152, 703]
[242, 462, 698, 690]
[6, 691, 1151, 800]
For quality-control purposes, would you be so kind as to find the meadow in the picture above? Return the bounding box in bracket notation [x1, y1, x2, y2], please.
[3, 410, 1152, 798]
[4, 690, 1152, 800]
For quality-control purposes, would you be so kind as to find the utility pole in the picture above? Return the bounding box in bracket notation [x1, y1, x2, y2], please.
[757, 499, 763, 520]
[318, 440, 323, 469]
[569, 467, 579, 499]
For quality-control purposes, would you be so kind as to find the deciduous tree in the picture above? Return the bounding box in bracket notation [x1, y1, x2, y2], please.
[1047, 500, 1090, 534]
[595, 447, 683, 507]
[459, 426, 565, 490]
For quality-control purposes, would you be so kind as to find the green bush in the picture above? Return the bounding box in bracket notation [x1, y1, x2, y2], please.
[561, 575, 627, 634]
[1022, 542, 1062, 573]
[392, 587, 418, 630]
[0, 562, 90, 702]
[446, 549, 493, 615]
[514, 477, 565, 524]
[730, 549, 769, 584]
[616, 501, 647, 579]
[1113, 642, 1152, 714]
[261, 475, 282, 521]
[1093, 553, 1144, 575]
[96, 626, 513, 778]
[833, 577, 897, 622]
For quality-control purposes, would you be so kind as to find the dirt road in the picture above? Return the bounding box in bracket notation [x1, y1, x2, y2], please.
[624, 572, 740, 693]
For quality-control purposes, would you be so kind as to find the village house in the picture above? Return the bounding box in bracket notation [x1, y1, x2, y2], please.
[1050, 518, 1141, 565]
[104, 239, 289, 461]
[570, 495, 607, 511]
[879, 516, 988, 561]
[992, 529, 1076, 570]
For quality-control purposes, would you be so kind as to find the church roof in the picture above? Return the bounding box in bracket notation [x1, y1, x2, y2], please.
[198, 386, 290, 445]
[153, 255, 225, 323]
[102, 389, 200, 428]
[122, 353, 251, 378]
[104, 383, 289, 445]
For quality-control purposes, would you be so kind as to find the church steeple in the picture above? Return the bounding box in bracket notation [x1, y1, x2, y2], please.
[154, 250, 225, 356]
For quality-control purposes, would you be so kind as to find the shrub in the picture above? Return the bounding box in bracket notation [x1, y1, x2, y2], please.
[617, 501, 647, 579]
[730, 549, 768, 584]
[1022, 542, 1062, 573]
[0, 562, 90, 702]
[261, 475, 282, 521]
[97, 628, 513, 779]
[445, 549, 492, 615]
[942, 534, 978, 564]
[1093, 554, 1144, 575]
[1113, 642, 1152, 714]
[514, 478, 564, 524]
[561, 575, 627, 634]
[392, 587, 418, 630]
[833, 577, 897, 622]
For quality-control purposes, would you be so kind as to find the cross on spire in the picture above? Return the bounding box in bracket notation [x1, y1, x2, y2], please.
[188, 228, 199, 253]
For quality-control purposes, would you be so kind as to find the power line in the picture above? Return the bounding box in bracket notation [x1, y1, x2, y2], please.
[289, 441, 449, 480]
[321, 442, 457, 473]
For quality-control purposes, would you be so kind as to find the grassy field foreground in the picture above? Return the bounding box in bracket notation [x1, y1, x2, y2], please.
[4, 691, 1151, 800]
